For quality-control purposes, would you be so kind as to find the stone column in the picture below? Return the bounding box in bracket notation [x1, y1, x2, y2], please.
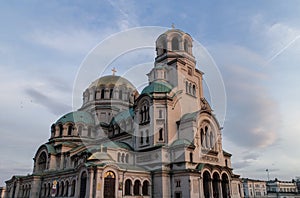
[209, 178, 213, 198]
[94, 169, 102, 198]
[199, 177, 204, 198]
[86, 169, 94, 197]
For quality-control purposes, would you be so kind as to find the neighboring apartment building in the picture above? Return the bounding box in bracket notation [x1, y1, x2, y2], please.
[242, 178, 267, 198]
[267, 179, 299, 198]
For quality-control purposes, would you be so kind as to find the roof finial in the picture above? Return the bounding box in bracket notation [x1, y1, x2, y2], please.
[112, 67, 117, 76]
[171, 23, 175, 29]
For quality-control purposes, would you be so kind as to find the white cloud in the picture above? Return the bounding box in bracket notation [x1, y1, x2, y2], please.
[250, 14, 300, 63]
[208, 44, 280, 148]
[29, 28, 111, 55]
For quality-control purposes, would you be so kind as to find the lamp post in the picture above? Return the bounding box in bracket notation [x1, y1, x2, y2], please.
[266, 169, 270, 181]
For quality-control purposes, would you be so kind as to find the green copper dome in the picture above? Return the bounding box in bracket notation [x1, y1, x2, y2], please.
[141, 81, 173, 95]
[56, 111, 94, 125]
[170, 139, 195, 147]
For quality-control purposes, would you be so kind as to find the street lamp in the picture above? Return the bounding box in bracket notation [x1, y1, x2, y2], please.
[266, 169, 270, 181]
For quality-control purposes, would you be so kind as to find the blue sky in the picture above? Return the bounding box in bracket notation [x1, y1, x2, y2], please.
[1, 0, 300, 186]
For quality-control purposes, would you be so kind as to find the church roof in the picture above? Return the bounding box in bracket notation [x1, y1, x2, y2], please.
[88, 75, 136, 90]
[141, 81, 173, 95]
[55, 111, 94, 125]
[111, 108, 134, 124]
[87, 152, 113, 161]
[170, 138, 195, 147]
[102, 141, 133, 151]
[181, 111, 199, 121]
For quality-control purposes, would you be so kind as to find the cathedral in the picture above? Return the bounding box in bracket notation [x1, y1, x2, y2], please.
[5, 28, 243, 198]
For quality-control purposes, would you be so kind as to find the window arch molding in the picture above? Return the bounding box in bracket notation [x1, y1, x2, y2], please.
[156, 35, 167, 56]
[182, 35, 193, 54]
[139, 98, 151, 124]
[36, 150, 48, 172]
[198, 120, 217, 150]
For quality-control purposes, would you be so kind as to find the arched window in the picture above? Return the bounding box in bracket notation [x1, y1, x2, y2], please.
[159, 110, 163, 118]
[213, 173, 220, 198]
[140, 109, 144, 123]
[65, 181, 69, 197]
[162, 39, 167, 53]
[60, 181, 64, 196]
[189, 152, 193, 163]
[192, 85, 196, 96]
[186, 81, 189, 93]
[143, 106, 147, 122]
[146, 130, 149, 144]
[68, 124, 73, 136]
[125, 154, 129, 163]
[142, 180, 150, 196]
[117, 153, 121, 162]
[56, 182, 60, 197]
[121, 153, 125, 163]
[59, 124, 63, 136]
[203, 171, 211, 198]
[189, 83, 192, 94]
[205, 126, 209, 148]
[71, 180, 76, 196]
[157, 38, 167, 55]
[43, 183, 47, 197]
[80, 172, 87, 198]
[222, 174, 229, 198]
[159, 128, 163, 141]
[140, 131, 144, 145]
[125, 179, 132, 195]
[201, 128, 204, 147]
[88, 126, 92, 137]
[48, 183, 51, 197]
[184, 39, 189, 52]
[134, 180, 141, 195]
[51, 124, 56, 137]
[37, 152, 47, 171]
[78, 125, 83, 136]
[172, 37, 179, 51]
[101, 89, 105, 99]
[109, 88, 114, 99]
[104, 171, 116, 197]
[210, 132, 214, 149]
[206, 131, 210, 148]
[119, 90, 123, 100]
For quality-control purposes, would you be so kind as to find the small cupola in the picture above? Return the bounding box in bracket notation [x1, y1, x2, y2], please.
[155, 28, 194, 59]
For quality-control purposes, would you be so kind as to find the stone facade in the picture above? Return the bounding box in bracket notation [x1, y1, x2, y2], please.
[5, 28, 242, 198]
[267, 179, 299, 198]
[242, 178, 267, 198]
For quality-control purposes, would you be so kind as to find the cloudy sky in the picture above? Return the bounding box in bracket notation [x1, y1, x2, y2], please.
[1, 1, 300, 186]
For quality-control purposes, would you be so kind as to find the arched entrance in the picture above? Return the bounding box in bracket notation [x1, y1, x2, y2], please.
[79, 172, 87, 198]
[103, 171, 116, 198]
[222, 173, 229, 198]
[203, 171, 211, 198]
[212, 173, 220, 198]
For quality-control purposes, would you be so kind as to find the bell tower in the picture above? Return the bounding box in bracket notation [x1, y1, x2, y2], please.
[147, 28, 204, 114]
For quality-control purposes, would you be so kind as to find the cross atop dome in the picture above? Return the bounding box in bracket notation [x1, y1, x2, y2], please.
[111, 67, 117, 76]
[171, 23, 175, 29]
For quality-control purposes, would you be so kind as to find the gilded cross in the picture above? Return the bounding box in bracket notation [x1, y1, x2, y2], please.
[112, 67, 117, 76]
